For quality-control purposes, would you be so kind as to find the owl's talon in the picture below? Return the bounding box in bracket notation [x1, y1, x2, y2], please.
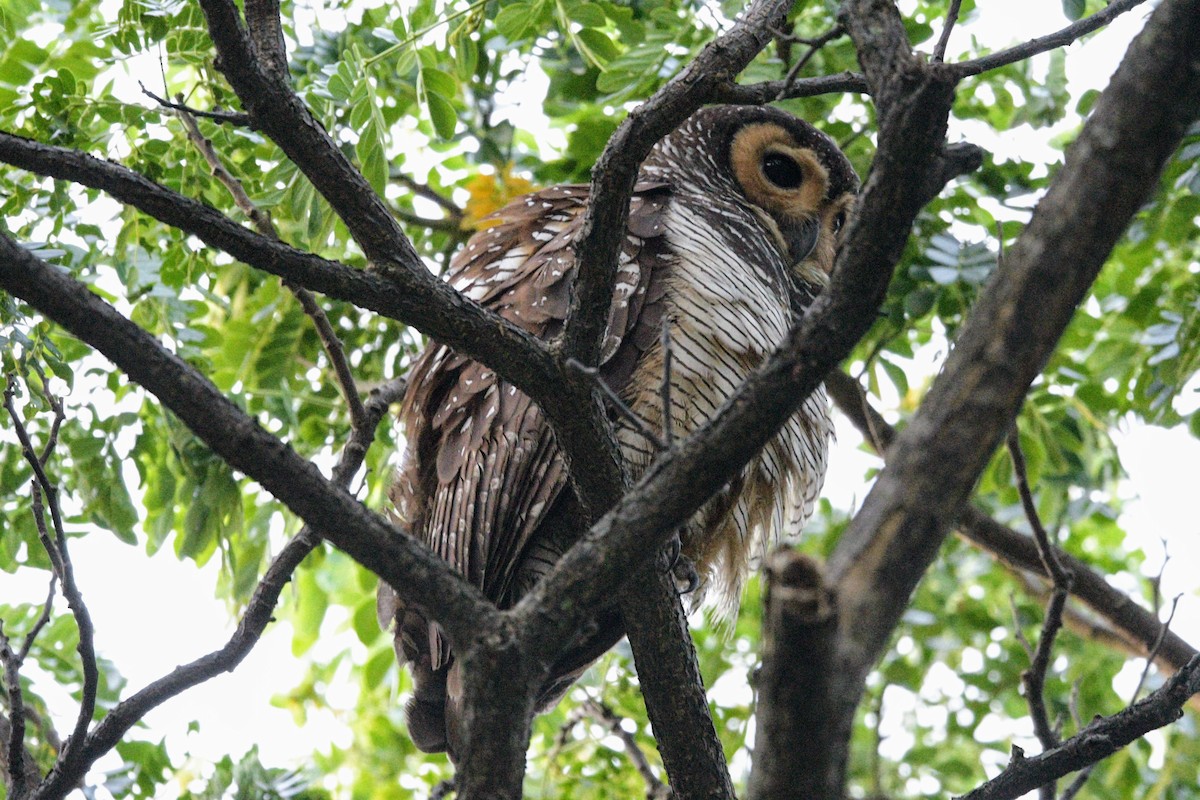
[658, 532, 683, 574]
[672, 555, 701, 596]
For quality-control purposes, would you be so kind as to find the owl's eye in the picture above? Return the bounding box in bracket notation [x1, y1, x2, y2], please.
[832, 210, 847, 233]
[761, 153, 804, 189]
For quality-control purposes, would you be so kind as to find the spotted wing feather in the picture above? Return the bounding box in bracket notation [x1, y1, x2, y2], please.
[380, 183, 671, 753]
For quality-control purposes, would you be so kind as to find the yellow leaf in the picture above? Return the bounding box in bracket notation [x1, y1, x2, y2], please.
[461, 164, 535, 230]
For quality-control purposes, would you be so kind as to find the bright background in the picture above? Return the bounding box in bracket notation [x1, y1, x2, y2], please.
[4, 0, 1198, 794]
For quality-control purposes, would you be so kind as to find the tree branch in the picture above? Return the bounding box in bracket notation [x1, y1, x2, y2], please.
[746, 551, 840, 800]
[949, 0, 1150, 80]
[3, 383, 97, 797]
[0, 234, 498, 702]
[562, 0, 798, 366]
[824, 369, 1200, 681]
[958, 655, 1200, 800]
[33, 375, 407, 800]
[1007, 430, 1072, 800]
[0, 130, 564, 412]
[932, 0, 964, 62]
[712, 71, 868, 105]
[826, 0, 1200, 689]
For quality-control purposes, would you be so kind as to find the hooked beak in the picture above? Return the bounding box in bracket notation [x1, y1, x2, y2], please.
[784, 217, 820, 266]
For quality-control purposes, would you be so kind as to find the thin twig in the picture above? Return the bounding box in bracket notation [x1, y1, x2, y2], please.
[1008, 427, 1073, 800]
[565, 358, 667, 452]
[580, 698, 671, 800]
[1007, 428, 1072, 588]
[774, 25, 846, 101]
[16, 577, 57, 665]
[932, 0, 964, 62]
[391, 206, 466, 233]
[949, 0, 1148, 79]
[659, 323, 674, 449]
[174, 103, 369, 433]
[1133, 595, 1181, 702]
[139, 83, 253, 127]
[393, 172, 464, 221]
[2, 379, 98, 794]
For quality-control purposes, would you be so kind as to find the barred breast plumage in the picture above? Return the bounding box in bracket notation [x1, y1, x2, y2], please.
[379, 104, 859, 757]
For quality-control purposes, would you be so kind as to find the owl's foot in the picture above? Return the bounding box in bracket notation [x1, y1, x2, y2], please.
[658, 532, 700, 595]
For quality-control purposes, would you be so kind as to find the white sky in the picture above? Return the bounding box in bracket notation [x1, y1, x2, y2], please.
[5, 1, 1200, 797]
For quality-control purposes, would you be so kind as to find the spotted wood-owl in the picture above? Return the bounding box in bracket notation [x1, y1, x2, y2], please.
[379, 104, 859, 756]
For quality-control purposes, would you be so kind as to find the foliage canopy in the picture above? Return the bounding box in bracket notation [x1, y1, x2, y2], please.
[1, 0, 1198, 798]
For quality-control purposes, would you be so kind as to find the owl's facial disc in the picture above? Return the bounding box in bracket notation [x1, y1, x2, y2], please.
[729, 122, 843, 275]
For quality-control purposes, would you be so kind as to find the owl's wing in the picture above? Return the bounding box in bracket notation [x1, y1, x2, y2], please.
[384, 182, 672, 662]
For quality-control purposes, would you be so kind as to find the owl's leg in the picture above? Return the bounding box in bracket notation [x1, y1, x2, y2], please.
[658, 530, 700, 595]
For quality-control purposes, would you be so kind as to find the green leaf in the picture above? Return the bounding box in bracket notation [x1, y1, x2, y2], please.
[495, 3, 534, 39]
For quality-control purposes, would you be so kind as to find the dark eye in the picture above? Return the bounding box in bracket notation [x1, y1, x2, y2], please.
[761, 153, 804, 189]
[832, 210, 847, 233]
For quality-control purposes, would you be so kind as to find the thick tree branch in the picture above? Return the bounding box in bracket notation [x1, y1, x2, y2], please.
[197, 0, 421, 272]
[958, 655, 1200, 800]
[826, 369, 1200, 676]
[0, 236, 499, 714]
[562, 0, 797, 366]
[513, 0, 955, 685]
[746, 551, 840, 800]
[825, 0, 1200, 789]
[0, 131, 563, 410]
[619, 568, 735, 799]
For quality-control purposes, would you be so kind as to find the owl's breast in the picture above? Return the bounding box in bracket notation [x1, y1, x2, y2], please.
[616, 200, 832, 618]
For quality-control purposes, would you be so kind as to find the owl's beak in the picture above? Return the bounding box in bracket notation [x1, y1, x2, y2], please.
[784, 217, 820, 267]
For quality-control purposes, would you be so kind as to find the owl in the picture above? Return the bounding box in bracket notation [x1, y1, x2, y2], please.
[378, 104, 859, 756]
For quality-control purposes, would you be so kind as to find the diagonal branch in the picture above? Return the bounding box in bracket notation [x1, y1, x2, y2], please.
[0, 131, 562, 410]
[950, 0, 1150, 80]
[824, 369, 1200, 678]
[959, 655, 1200, 800]
[825, 0, 1200, 788]
[0, 236, 499, 717]
[561, 0, 799, 366]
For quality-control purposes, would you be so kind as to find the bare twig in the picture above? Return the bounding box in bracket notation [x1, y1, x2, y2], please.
[140, 83, 253, 127]
[950, 0, 1149, 79]
[391, 206, 466, 233]
[2, 380, 98, 799]
[1133, 595, 1181, 702]
[774, 25, 846, 101]
[1007, 427, 1073, 800]
[658, 323, 674, 449]
[932, 0, 964, 62]
[173, 103, 369, 434]
[16, 578, 57, 666]
[393, 172, 464, 222]
[959, 655, 1200, 800]
[580, 698, 670, 800]
[565, 358, 667, 452]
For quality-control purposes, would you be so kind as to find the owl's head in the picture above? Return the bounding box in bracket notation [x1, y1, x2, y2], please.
[645, 105, 859, 282]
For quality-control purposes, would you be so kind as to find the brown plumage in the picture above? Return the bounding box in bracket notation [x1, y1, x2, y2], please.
[378, 105, 859, 757]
